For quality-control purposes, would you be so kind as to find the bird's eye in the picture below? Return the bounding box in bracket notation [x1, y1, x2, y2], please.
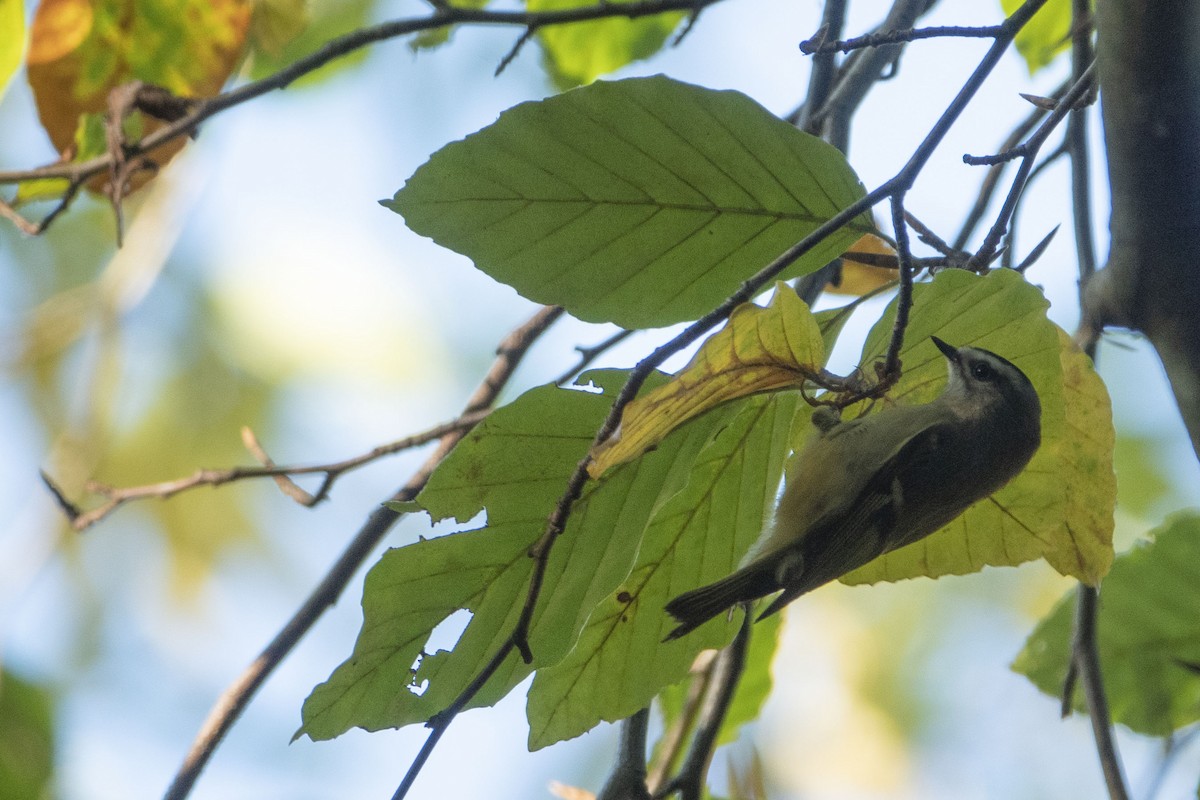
[971, 361, 994, 381]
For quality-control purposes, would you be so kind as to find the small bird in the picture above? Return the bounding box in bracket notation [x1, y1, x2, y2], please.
[664, 336, 1042, 640]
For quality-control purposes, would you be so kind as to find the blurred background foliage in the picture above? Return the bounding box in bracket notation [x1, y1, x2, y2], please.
[2, 0, 1200, 799]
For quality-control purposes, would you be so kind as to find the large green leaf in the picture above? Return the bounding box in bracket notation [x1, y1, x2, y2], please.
[1014, 512, 1200, 736]
[386, 76, 872, 329]
[526, 392, 797, 748]
[0, 669, 55, 800]
[529, 0, 683, 89]
[841, 268, 1114, 585]
[299, 371, 742, 740]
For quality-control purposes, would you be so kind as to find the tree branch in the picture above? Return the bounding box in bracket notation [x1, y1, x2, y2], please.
[800, 23, 1004, 55]
[964, 60, 1096, 271]
[658, 610, 751, 800]
[44, 410, 492, 531]
[161, 305, 563, 800]
[598, 709, 652, 800]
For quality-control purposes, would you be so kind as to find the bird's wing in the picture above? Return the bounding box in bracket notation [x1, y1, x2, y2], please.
[756, 419, 955, 619]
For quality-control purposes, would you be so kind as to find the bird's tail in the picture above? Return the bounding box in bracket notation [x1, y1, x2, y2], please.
[663, 562, 777, 641]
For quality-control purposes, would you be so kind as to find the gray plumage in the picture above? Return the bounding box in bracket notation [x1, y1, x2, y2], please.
[664, 337, 1042, 641]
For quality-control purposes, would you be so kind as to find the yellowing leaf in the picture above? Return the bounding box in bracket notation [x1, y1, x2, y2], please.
[1048, 327, 1114, 583]
[0, 0, 24, 99]
[841, 268, 1114, 586]
[25, 0, 251, 187]
[589, 283, 823, 477]
[827, 232, 897, 296]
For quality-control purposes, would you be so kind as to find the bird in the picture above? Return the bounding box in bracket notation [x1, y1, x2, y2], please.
[663, 336, 1042, 641]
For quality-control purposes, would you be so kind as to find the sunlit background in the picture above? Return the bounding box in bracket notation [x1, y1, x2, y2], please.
[3, 1, 1200, 798]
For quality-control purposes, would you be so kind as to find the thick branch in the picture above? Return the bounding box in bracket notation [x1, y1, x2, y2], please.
[1083, 0, 1200, 458]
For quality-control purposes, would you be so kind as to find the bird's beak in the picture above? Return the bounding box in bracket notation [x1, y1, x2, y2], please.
[931, 336, 959, 362]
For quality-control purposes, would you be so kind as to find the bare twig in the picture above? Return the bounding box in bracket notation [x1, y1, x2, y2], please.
[797, 0, 847, 134]
[953, 81, 1066, 251]
[554, 329, 637, 387]
[391, 4, 1052, 796]
[162, 305, 563, 800]
[48, 409, 492, 532]
[1066, 586, 1130, 800]
[1012, 225, 1060, 273]
[646, 651, 719, 794]
[883, 193, 916, 380]
[1000, 141, 1068, 270]
[495, 28, 536, 76]
[801, 23, 1004, 55]
[965, 60, 1096, 271]
[657, 610, 751, 800]
[811, 0, 932, 149]
[597, 709, 651, 800]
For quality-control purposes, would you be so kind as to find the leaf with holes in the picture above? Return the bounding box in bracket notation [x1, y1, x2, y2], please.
[299, 371, 746, 740]
[590, 282, 822, 476]
[386, 75, 872, 329]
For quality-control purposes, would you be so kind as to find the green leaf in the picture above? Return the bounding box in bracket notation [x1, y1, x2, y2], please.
[1013, 511, 1200, 736]
[526, 392, 797, 749]
[0, 669, 55, 800]
[299, 371, 743, 740]
[1001, 0, 1073, 74]
[386, 76, 872, 329]
[0, 0, 23, 99]
[528, 0, 683, 89]
[381, 499, 422, 514]
[840, 268, 1114, 585]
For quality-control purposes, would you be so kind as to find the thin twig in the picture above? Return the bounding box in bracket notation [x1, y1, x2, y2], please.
[391, 3, 1052, 796]
[1000, 141, 1068, 270]
[162, 305, 563, 800]
[495, 28, 536, 77]
[883, 193, 916, 380]
[801, 23, 1004, 55]
[1069, 586, 1130, 800]
[811, 0, 932, 149]
[797, 0, 847, 134]
[597, 709, 651, 800]
[952, 81, 1065, 251]
[48, 409, 492, 532]
[965, 60, 1096, 271]
[659, 610, 752, 800]
[554, 329, 637, 387]
[646, 651, 719, 794]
